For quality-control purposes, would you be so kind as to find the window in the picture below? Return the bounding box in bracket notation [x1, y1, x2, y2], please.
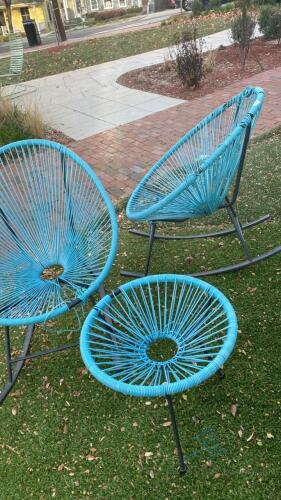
[104, 0, 113, 8]
[20, 7, 31, 23]
[90, 0, 98, 10]
[119, 0, 126, 6]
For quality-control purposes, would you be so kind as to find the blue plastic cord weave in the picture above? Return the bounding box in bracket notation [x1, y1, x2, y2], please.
[80, 275, 237, 397]
[0, 140, 118, 326]
[126, 86, 264, 222]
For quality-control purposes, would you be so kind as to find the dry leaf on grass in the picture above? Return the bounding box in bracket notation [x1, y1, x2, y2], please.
[246, 432, 254, 442]
[230, 404, 238, 417]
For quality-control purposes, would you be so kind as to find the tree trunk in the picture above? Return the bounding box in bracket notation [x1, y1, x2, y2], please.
[3, 0, 13, 33]
[142, 0, 149, 14]
[50, 0, 67, 42]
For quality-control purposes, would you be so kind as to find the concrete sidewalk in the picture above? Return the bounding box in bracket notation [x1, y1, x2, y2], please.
[12, 28, 242, 140]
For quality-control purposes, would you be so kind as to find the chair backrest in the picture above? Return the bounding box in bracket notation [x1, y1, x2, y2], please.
[0, 140, 118, 325]
[9, 33, 24, 76]
[126, 87, 264, 222]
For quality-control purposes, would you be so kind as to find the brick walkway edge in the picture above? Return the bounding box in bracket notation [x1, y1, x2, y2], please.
[70, 67, 281, 201]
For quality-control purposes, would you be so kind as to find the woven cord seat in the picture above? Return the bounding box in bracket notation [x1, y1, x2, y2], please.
[80, 274, 237, 474]
[0, 139, 118, 403]
[122, 87, 281, 278]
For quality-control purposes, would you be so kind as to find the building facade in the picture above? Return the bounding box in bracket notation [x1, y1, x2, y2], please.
[62, 0, 142, 20]
[0, 0, 143, 34]
[0, 1, 51, 33]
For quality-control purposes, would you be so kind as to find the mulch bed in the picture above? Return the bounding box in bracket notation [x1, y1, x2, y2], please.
[118, 38, 281, 100]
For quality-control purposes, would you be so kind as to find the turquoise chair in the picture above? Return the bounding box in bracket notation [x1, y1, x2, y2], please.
[81, 274, 237, 474]
[0, 139, 118, 403]
[122, 87, 281, 277]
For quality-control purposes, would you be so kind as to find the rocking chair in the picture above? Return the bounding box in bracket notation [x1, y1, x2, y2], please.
[122, 87, 281, 278]
[0, 139, 118, 403]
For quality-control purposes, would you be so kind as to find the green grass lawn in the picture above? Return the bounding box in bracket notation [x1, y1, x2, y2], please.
[0, 128, 281, 499]
[21, 12, 232, 81]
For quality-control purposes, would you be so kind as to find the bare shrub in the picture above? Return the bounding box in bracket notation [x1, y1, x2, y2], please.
[173, 25, 205, 89]
[231, 1, 256, 68]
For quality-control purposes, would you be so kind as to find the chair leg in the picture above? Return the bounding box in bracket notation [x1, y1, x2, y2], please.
[121, 222, 157, 278]
[227, 205, 252, 260]
[4, 327, 13, 383]
[98, 285, 117, 342]
[166, 394, 187, 475]
[144, 222, 156, 276]
[98, 285, 106, 300]
[0, 324, 34, 405]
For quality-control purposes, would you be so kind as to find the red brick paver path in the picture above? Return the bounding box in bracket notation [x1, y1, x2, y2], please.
[70, 67, 281, 201]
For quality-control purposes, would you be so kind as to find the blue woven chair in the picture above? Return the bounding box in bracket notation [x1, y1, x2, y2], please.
[80, 274, 237, 474]
[0, 139, 118, 403]
[122, 87, 281, 278]
[0, 34, 25, 96]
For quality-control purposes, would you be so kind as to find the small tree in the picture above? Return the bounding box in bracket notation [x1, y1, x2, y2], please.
[231, 0, 256, 68]
[173, 25, 205, 89]
[50, 0, 67, 42]
[3, 0, 13, 33]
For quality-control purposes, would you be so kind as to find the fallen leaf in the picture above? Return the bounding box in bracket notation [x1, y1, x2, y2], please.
[12, 408, 17, 416]
[246, 432, 254, 442]
[238, 429, 243, 438]
[162, 421, 172, 427]
[10, 390, 21, 398]
[63, 424, 68, 434]
[214, 473, 221, 479]
[230, 404, 238, 417]
[266, 432, 274, 439]
[149, 470, 155, 479]
[182, 394, 188, 401]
